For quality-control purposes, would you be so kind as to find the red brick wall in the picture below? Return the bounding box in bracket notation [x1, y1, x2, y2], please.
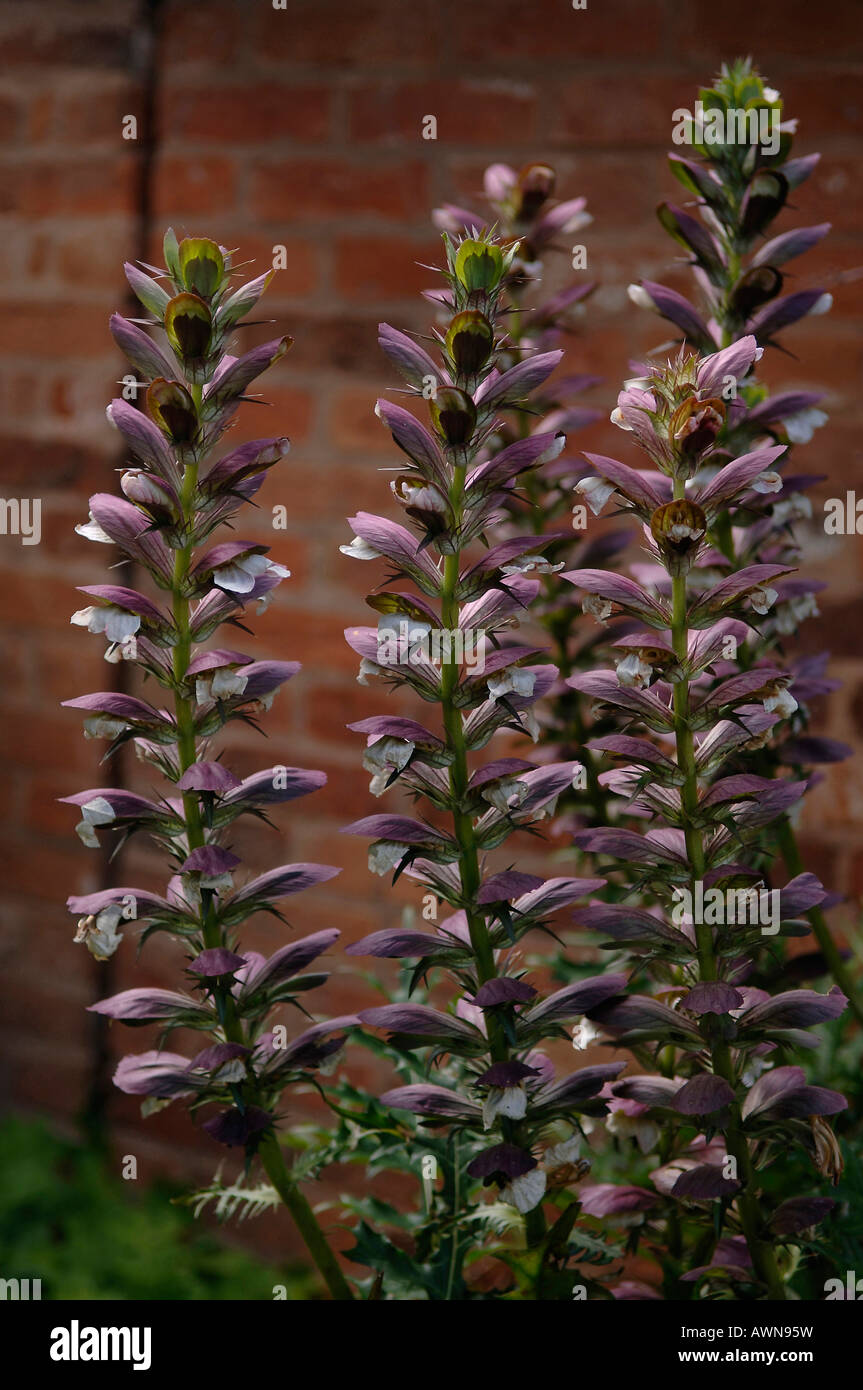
[1, 0, 861, 1260]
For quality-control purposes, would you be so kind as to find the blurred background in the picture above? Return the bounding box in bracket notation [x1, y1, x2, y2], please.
[0, 0, 861, 1293]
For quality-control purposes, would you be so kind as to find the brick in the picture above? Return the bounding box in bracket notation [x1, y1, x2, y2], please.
[0, 435, 113, 492]
[455, 0, 667, 61]
[250, 0, 440, 68]
[219, 384, 314, 446]
[55, 222, 134, 288]
[264, 605, 362, 676]
[3, 836, 98, 899]
[159, 0, 247, 67]
[328, 384, 384, 450]
[0, 301, 111, 358]
[546, 75, 699, 148]
[59, 81, 144, 145]
[26, 91, 54, 143]
[672, 0, 863, 60]
[349, 80, 537, 146]
[153, 154, 238, 217]
[803, 155, 863, 235]
[304, 679, 416, 744]
[0, 12, 138, 69]
[251, 157, 429, 224]
[5, 157, 136, 216]
[786, 73, 863, 141]
[0, 92, 21, 142]
[285, 314, 396, 376]
[162, 83, 332, 144]
[332, 234, 442, 299]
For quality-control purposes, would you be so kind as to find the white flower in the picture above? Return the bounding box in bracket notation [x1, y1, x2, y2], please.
[74, 904, 124, 960]
[667, 517, 704, 543]
[810, 293, 833, 316]
[572, 1017, 604, 1051]
[607, 1109, 660, 1155]
[784, 408, 828, 445]
[391, 478, 446, 512]
[199, 870, 234, 892]
[583, 594, 613, 625]
[501, 1168, 547, 1214]
[363, 737, 414, 795]
[363, 737, 415, 775]
[196, 667, 248, 704]
[368, 841, 410, 876]
[772, 492, 812, 525]
[500, 556, 565, 576]
[487, 668, 536, 702]
[742, 1056, 772, 1088]
[213, 554, 289, 594]
[339, 536, 380, 560]
[774, 592, 819, 635]
[575, 476, 616, 516]
[83, 716, 127, 740]
[544, 1137, 582, 1171]
[751, 471, 783, 495]
[481, 777, 528, 814]
[356, 658, 383, 686]
[482, 1085, 528, 1130]
[749, 585, 778, 616]
[616, 652, 653, 688]
[71, 605, 141, 645]
[75, 514, 113, 543]
[627, 283, 655, 312]
[74, 796, 116, 848]
[763, 686, 798, 719]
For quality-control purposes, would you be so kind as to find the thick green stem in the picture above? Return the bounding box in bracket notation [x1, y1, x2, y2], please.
[440, 460, 546, 1255]
[669, 536, 786, 1300]
[168, 385, 351, 1299]
[258, 1132, 354, 1301]
[712, 187, 858, 1024]
[440, 538, 499, 1005]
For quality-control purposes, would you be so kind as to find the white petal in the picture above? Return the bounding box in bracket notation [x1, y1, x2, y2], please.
[501, 1169, 547, 1214]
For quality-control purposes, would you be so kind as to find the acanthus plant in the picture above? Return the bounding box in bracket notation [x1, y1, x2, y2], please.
[433, 162, 628, 825]
[564, 337, 848, 1299]
[339, 228, 629, 1298]
[625, 58, 861, 1020]
[63, 231, 355, 1301]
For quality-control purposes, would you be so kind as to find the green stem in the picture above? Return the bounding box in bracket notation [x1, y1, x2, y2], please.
[669, 528, 786, 1300]
[440, 459, 546, 1254]
[712, 189, 858, 1024]
[169, 385, 351, 1299]
[258, 1132, 354, 1301]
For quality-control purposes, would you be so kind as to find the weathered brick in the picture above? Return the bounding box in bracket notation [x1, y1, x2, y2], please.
[349, 80, 537, 146]
[163, 83, 332, 144]
[251, 157, 429, 223]
[332, 234, 442, 299]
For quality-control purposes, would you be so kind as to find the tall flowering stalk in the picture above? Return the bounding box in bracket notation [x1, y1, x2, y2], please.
[434, 162, 627, 824]
[64, 231, 354, 1300]
[340, 229, 626, 1296]
[625, 59, 860, 1019]
[566, 338, 848, 1299]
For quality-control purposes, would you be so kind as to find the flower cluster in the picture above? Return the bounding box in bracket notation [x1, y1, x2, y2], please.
[64, 231, 354, 1300]
[565, 336, 848, 1298]
[340, 229, 627, 1285]
[626, 58, 857, 1019]
[434, 163, 627, 823]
